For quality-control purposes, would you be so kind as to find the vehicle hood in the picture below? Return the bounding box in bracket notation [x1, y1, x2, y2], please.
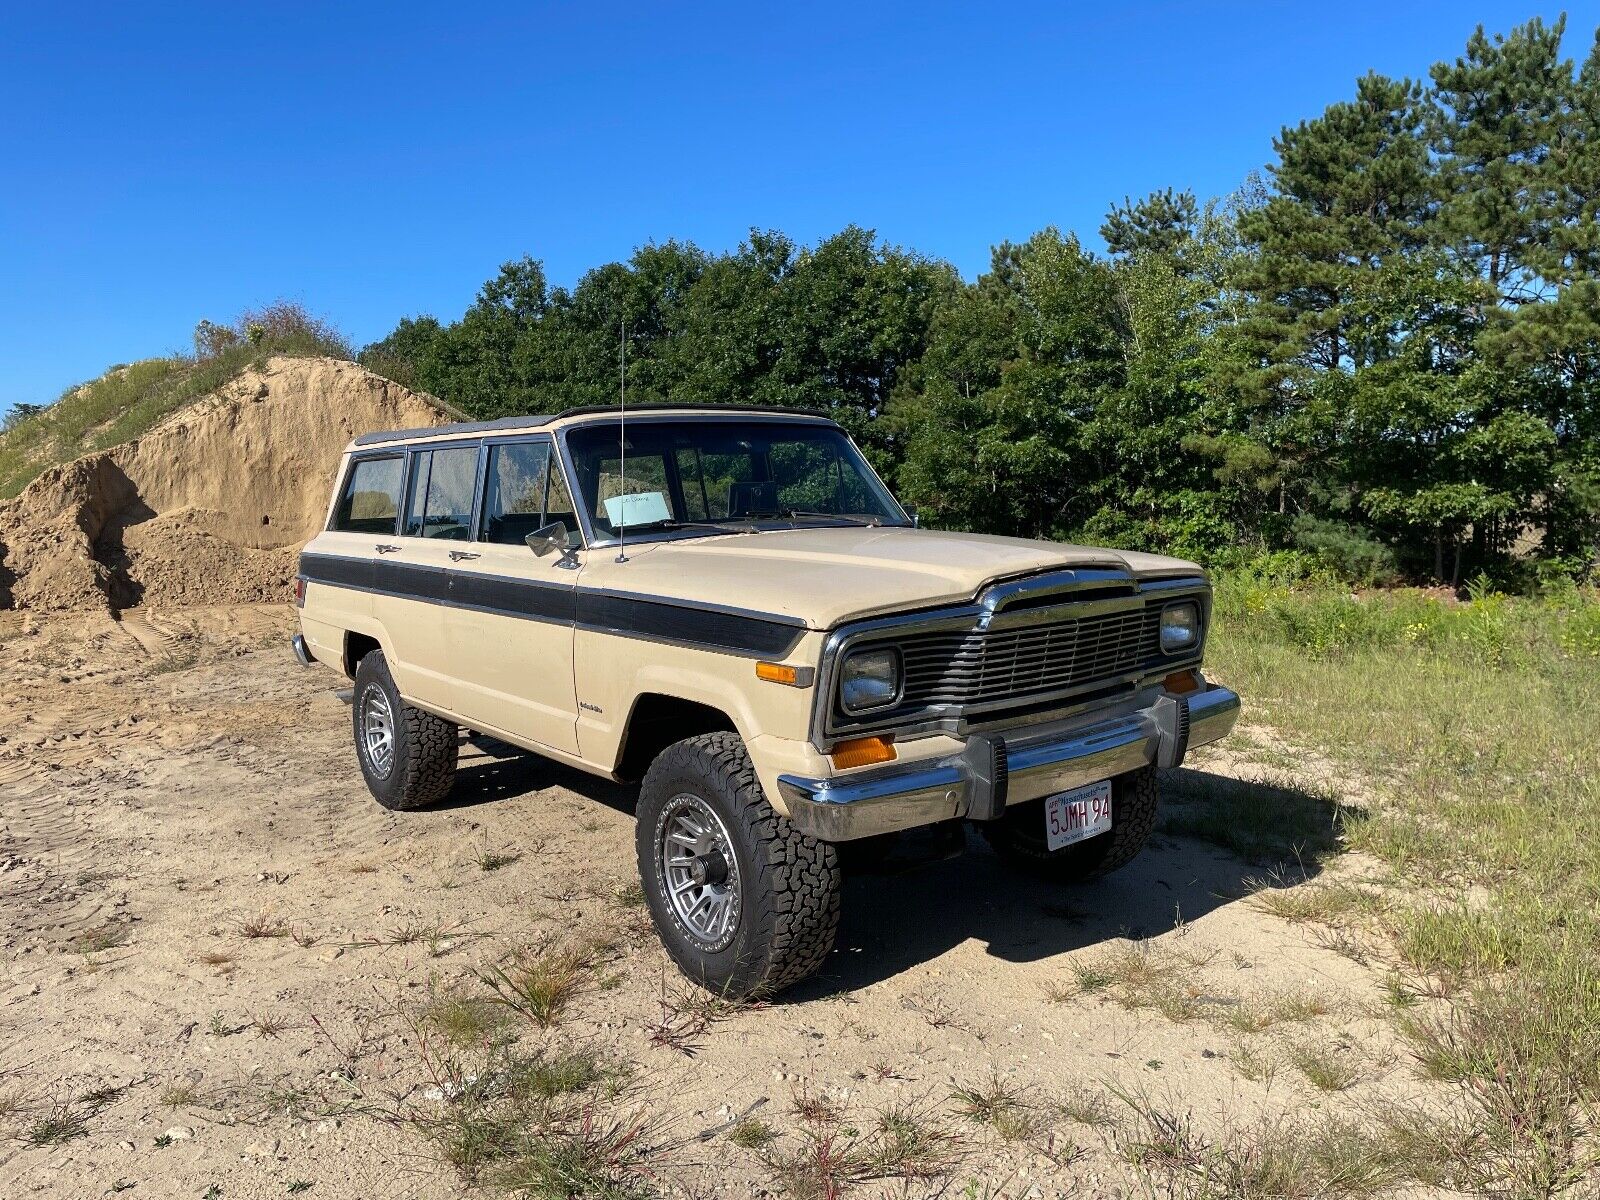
[598, 527, 1203, 629]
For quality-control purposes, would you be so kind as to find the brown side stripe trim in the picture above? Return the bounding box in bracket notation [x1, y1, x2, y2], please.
[297, 552, 806, 660]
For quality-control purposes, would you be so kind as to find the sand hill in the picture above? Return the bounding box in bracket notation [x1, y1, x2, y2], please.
[0, 357, 452, 612]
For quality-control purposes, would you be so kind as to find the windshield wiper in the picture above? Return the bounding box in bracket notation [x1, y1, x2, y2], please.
[630, 518, 759, 535]
[778, 510, 884, 527]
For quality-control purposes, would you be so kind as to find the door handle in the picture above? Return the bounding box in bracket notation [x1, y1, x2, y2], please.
[448, 550, 481, 562]
[375, 544, 401, 554]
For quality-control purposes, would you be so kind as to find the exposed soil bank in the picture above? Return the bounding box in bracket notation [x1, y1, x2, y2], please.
[0, 358, 449, 611]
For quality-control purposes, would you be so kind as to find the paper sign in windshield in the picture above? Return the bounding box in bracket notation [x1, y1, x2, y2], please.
[603, 491, 672, 527]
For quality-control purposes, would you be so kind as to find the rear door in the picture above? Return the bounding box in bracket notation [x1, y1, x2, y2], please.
[371, 441, 482, 710]
[444, 436, 583, 754]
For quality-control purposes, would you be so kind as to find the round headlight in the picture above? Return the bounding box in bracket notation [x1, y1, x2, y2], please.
[839, 646, 902, 714]
[1160, 603, 1200, 653]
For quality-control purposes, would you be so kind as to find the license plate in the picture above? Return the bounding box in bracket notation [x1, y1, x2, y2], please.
[1044, 779, 1113, 851]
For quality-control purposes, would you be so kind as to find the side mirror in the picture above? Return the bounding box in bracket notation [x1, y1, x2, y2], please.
[525, 523, 569, 558]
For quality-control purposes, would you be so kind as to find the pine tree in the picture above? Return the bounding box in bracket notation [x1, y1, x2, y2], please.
[1431, 18, 1598, 567]
[1101, 188, 1199, 261]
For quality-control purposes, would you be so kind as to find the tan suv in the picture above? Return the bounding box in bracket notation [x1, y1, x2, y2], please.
[293, 406, 1239, 996]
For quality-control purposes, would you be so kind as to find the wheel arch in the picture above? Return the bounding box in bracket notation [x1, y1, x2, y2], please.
[614, 693, 738, 782]
[343, 630, 384, 679]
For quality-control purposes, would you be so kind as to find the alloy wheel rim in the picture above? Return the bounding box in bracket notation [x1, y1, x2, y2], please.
[658, 793, 741, 951]
[360, 686, 396, 779]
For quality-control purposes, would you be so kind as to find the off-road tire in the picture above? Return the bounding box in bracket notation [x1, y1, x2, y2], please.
[351, 650, 458, 811]
[636, 732, 840, 998]
[978, 765, 1159, 882]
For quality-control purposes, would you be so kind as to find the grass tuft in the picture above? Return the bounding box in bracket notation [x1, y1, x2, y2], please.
[486, 1115, 656, 1199]
[1231, 1042, 1276, 1084]
[251, 1010, 293, 1039]
[26, 1104, 89, 1146]
[1069, 941, 1246, 1026]
[1248, 875, 1383, 925]
[67, 921, 131, 955]
[475, 935, 613, 1028]
[401, 1022, 649, 1197]
[159, 1081, 199, 1109]
[611, 880, 646, 910]
[1289, 1042, 1362, 1092]
[1221, 990, 1331, 1034]
[1389, 903, 1521, 988]
[642, 981, 755, 1055]
[0, 1085, 30, 1122]
[1055, 1085, 1114, 1128]
[729, 1116, 777, 1150]
[472, 839, 520, 873]
[236, 912, 289, 940]
[950, 1076, 1036, 1143]
[760, 1094, 964, 1198]
[420, 987, 509, 1048]
[1394, 947, 1600, 1196]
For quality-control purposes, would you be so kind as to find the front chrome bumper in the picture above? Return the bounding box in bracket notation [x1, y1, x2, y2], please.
[776, 684, 1240, 841]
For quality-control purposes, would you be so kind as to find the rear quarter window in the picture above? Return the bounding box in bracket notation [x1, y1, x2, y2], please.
[332, 456, 403, 533]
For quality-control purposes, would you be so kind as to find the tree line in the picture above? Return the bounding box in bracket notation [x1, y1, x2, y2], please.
[362, 16, 1600, 587]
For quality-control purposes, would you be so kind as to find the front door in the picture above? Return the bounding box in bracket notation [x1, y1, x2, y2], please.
[444, 437, 583, 755]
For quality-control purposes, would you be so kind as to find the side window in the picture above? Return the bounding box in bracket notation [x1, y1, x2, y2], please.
[480, 441, 582, 545]
[403, 446, 479, 540]
[544, 457, 577, 529]
[332, 456, 403, 533]
[480, 442, 552, 545]
[403, 454, 431, 537]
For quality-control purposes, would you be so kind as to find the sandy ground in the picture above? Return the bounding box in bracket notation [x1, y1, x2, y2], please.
[0, 605, 1435, 1199]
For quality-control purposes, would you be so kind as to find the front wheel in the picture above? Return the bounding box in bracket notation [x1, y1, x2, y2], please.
[978, 765, 1159, 882]
[351, 650, 458, 810]
[636, 732, 840, 998]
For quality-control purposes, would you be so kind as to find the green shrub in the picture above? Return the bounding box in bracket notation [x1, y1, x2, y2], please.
[1290, 515, 1399, 586]
[1075, 490, 1241, 565]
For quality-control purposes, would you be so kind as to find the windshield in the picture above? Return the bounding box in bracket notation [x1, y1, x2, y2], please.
[563, 418, 908, 541]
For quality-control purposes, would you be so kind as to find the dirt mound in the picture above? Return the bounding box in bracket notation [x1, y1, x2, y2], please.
[0, 357, 453, 611]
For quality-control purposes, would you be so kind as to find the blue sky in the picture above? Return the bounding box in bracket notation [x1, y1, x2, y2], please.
[3, 2, 1595, 414]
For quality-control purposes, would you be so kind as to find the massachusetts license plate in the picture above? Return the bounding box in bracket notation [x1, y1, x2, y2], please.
[1044, 779, 1113, 851]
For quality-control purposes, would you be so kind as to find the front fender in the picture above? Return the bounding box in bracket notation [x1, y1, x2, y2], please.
[574, 628, 827, 807]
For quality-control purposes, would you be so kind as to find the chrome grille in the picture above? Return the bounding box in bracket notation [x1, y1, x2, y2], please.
[893, 605, 1163, 712]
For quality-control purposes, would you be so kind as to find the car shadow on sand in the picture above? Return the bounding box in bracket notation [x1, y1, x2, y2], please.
[809, 768, 1348, 995]
[435, 733, 639, 813]
[436, 739, 1345, 996]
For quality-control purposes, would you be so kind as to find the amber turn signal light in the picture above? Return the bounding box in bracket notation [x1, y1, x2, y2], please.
[1163, 669, 1201, 695]
[829, 735, 897, 769]
[755, 661, 814, 687]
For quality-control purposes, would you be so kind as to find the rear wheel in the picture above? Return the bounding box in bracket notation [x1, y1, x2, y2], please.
[636, 732, 840, 998]
[351, 650, 458, 811]
[979, 766, 1159, 882]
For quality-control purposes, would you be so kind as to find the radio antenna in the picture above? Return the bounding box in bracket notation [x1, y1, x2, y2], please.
[615, 318, 629, 564]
